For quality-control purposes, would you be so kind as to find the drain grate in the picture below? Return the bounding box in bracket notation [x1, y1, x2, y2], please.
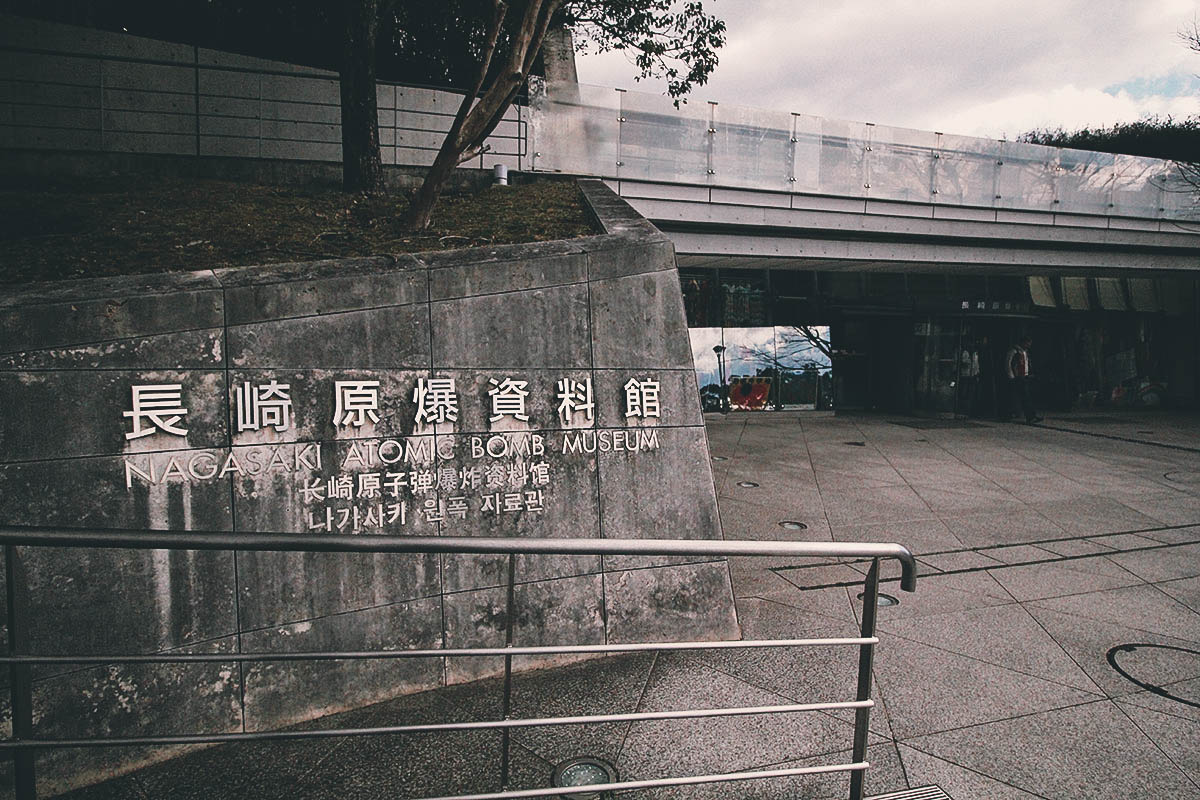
[868, 786, 953, 800]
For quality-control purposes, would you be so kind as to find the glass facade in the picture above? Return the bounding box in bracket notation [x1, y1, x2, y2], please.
[683, 269, 832, 412]
[682, 267, 1199, 415]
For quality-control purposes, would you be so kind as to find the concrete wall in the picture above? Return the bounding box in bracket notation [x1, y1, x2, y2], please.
[0, 14, 523, 172]
[0, 181, 737, 795]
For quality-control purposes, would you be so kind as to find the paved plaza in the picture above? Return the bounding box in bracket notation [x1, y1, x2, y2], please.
[60, 411, 1200, 799]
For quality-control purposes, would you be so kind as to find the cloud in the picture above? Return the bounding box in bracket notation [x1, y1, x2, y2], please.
[575, 0, 1200, 138]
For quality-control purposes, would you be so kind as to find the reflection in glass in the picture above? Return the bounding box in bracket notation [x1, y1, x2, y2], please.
[1096, 278, 1126, 311]
[1056, 148, 1114, 214]
[1112, 155, 1164, 218]
[721, 271, 768, 327]
[531, 82, 1200, 221]
[866, 124, 937, 203]
[711, 104, 795, 192]
[688, 328, 725, 412]
[820, 118, 869, 197]
[618, 90, 709, 183]
[935, 134, 1001, 208]
[996, 141, 1055, 210]
[680, 269, 719, 326]
[529, 82, 620, 177]
[1029, 276, 1056, 307]
[724, 326, 775, 410]
[1061, 277, 1090, 310]
[771, 325, 832, 409]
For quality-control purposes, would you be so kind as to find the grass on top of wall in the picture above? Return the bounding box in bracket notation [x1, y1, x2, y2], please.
[0, 175, 595, 285]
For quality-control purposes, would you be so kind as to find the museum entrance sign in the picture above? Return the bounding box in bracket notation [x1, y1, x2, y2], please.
[0, 181, 737, 794]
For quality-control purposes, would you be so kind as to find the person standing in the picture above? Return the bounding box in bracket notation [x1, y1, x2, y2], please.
[958, 340, 981, 417]
[1005, 336, 1043, 424]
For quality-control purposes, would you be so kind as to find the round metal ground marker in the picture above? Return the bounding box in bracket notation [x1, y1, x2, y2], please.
[552, 756, 619, 800]
[858, 591, 899, 607]
[711, 455, 728, 461]
[779, 521, 808, 530]
[736, 481, 759, 488]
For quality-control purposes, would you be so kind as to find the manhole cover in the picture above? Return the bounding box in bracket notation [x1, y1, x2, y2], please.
[858, 591, 899, 607]
[779, 521, 808, 530]
[736, 481, 759, 488]
[711, 455, 728, 461]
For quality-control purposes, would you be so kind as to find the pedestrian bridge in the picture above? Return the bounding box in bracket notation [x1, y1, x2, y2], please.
[526, 80, 1200, 277]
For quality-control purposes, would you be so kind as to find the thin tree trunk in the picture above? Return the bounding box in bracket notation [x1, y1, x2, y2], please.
[340, 0, 383, 193]
[405, 0, 562, 230]
[407, 145, 462, 230]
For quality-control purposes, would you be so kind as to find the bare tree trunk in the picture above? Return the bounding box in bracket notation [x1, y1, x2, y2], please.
[340, 0, 383, 193]
[404, 0, 562, 230]
[407, 145, 461, 230]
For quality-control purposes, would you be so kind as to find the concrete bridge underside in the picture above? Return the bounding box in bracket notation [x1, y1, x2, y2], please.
[606, 180, 1200, 277]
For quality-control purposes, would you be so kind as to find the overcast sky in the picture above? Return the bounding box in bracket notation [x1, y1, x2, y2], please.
[575, 0, 1200, 139]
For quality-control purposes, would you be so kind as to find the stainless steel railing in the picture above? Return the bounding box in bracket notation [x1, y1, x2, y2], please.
[0, 525, 916, 800]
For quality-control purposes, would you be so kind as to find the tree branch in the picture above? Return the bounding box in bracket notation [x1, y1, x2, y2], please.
[443, 0, 508, 156]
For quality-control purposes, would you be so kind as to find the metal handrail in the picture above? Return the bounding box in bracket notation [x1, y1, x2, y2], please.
[0, 525, 915, 800]
[0, 526, 917, 591]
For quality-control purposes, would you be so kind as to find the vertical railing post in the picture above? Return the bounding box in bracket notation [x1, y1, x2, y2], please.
[706, 100, 718, 185]
[499, 552, 517, 790]
[848, 558, 879, 800]
[6, 544, 36, 799]
[615, 87, 626, 181]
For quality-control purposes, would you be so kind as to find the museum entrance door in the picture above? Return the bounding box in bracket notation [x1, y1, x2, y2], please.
[912, 318, 963, 416]
[913, 316, 1028, 418]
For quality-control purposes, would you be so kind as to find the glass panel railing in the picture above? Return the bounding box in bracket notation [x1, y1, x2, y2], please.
[934, 133, 1001, 208]
[1111, 154, 1165, 218]
[819, 118, 869, 197]
[618, 91, 709, 184]
[866, 123, 937, 203]
[791, 113, 823, 193]
[528, 81, 619, 177]
[1162, 162, 1200, 220]
[1056, 147, 1114, 215]
[710, 103, 794, 192]
[527, 81, 1198, 220]
[996, 141, 1056, 211]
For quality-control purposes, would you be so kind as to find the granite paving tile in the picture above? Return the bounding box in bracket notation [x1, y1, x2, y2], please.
[904, 700, 1197, 800]
[615, 653, 866, 781]
[1022, 605, 1200, 697]
[1117, 677, 1200, 723]
[1113, 699, 1200, 787]
[620, 742, 905, 800]
[1104, 543, 1200, 583]
[897, 744, 1048, 800]
[871, 634, 1099, 739]
[1031, 584, 1200, 642]
[986, 561, 1143, 602]
[877, 603, 1102, 693]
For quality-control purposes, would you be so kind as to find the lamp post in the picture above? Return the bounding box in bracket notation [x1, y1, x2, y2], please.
[713, 344, 728, 414]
